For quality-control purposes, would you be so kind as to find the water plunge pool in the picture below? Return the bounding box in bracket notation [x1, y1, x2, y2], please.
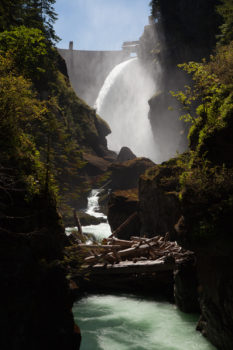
[73, 294, 217, 350]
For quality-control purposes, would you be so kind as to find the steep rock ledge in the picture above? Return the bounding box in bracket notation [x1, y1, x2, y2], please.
[108, 157, 155, 191]
[139, 159, 182, 238]
[138, 156, 233, 350]
[108, 189, 140, 239]
[195, 252, 233, 350]
[0, 178, 80, 350]
[106, 157, 155, 237]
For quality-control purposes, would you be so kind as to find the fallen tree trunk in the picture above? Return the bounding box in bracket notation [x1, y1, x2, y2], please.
[73, 210, 83, 237]
[104, 237, 134, 247]
[84, 260, 175, 274]
[84, 242, 158, 263]
[78, 234, 194, 269]
[78, 244, 122, 250]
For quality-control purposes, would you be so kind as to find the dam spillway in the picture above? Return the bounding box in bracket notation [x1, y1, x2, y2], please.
[94, 57, 158, 160]
[58, 46, 130, 106]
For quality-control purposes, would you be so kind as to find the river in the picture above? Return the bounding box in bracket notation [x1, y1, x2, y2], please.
[73, 294, 216, 350]
[72, 190, 217, 350]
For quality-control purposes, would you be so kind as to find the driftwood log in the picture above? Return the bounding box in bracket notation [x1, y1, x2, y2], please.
[73, 210, 84, 237]
[77, 235, 194, 271]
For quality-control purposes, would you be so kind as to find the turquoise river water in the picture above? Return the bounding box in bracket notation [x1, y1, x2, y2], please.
[73, 294, 217, 350]
[71, 190, 217, 350]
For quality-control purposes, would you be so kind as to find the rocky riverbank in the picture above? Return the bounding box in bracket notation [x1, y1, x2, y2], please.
[105, 155, 233, 350]
[0, 177, 81, 350]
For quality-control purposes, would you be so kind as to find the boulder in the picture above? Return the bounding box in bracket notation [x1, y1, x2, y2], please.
[107, 189, 140, 239]
[82, 152, 110, 176]
[117, 147, 136, 162]
[62, 210, 106, 227]
[109, 157, 155, 191]
[139, 158, 183, 237]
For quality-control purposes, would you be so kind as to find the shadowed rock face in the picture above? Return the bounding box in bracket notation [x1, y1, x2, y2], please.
[137, 0, 220, 163]
[107, 189, 140, 239]
[0, 183, 80, 350]
[108, 157, 155, 191]
[174, 255, 199, 313]
[117, 147, 137, 162]
[138, 155, 233, 349]
[138, 160, 183, 238]
[106, 158, 155, 239]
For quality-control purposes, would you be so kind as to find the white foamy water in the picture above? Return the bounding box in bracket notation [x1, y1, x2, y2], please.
[95, 58, 159, 162]
[85, 189, 107, 219]
[83, 189, 111, 241]
[94, 58, 134, 112]
[66, 189, 111, 241]
[73, 294, 217, 350]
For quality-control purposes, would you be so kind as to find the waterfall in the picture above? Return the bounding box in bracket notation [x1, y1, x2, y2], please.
[85, 189, 106, 219]
[95, 58, 159, 162]
[66, 189, 111, 242]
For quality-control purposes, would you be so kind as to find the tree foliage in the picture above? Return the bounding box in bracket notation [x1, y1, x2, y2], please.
[170, 41, 233, 239]
[0, 0, 23, 31]
[149, 0, 161, 21]
[22, 0, 59, 43]
[217, 0, 233, 45]
[0, 53, 47, 195]
[0, 26, 56, 89]
[0, 0, 58, 43]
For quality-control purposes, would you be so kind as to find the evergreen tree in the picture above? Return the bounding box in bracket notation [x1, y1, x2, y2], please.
[149, 0, 161, 22]
[0, 0, 59, 43]
[0, 0, 23, 31]
[23, 0, 59, 43]
[217, 0, 233, 45]
[0, 26, 56, 89]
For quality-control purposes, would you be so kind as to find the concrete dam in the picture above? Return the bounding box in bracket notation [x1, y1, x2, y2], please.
[57, 18, 163, 161]
[58, 41, 138, 106]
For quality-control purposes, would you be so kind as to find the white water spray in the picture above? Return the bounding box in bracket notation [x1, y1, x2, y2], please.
[94, 59, 134, 112]
[95, 58, 159, 161]
[66, 189, 111, 241]
[85, 189, 106, 219]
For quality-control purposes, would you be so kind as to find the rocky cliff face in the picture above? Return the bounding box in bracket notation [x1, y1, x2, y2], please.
[49, 59, 117, 213]
[155, 0, 220, 70]
[196, 251, 233, 350]
[106, 158, 155, 236]
[137, 7, 233, 347]
[108, 157, 155, 191]
[138, 159, 182, 237]
[138, 156, 233, 350]
[139, 0, 220, 161]
[0, 170, 81, 350]
[108, 189, 140, 239]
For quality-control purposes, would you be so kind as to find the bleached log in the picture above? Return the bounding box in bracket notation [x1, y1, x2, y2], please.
[73, 210, 84, 237]
[149, 250, 158, 259]
[106, 242, 158, 260]
[84, 245, 139, 264]
[79, 235, 194, 272]
[105, 237, 133, 247]
[88, 260, 175, 274]
[79, 244, 122, 250]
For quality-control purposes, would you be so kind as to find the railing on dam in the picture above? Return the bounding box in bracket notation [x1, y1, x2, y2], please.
[58, 16, 156, 106]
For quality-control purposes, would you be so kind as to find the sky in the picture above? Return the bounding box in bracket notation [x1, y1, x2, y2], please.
[54, 0, 151, 51]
